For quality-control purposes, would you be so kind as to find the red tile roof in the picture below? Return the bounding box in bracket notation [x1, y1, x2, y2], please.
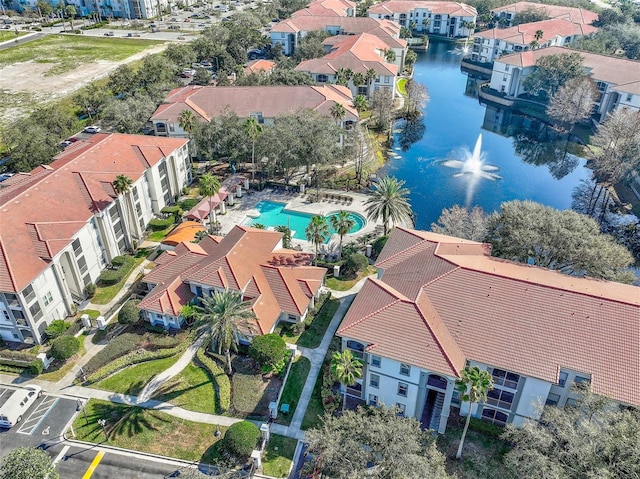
[138, 226, 326, 334]
[0, 134, 188, 293]
[491, 2, 598, 25]
[292, 0, 355, 17]
[475, 18, 597, 44]
[151, 85, 358, 125]
[497, 46, 640, 96]
[338, 227, 640, 407]
[243, 59, 276, 75]
[296, 33, 399, 76]
[369, 1, 477, 17]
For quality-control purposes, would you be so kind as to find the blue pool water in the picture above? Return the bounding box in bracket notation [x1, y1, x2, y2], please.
[244, 201, 366, 241]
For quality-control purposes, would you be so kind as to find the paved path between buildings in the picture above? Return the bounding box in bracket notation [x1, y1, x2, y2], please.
[137, 333, 207, 403]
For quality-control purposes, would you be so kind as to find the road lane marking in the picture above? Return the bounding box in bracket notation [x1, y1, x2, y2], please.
[17, 396, 59, 435]
[81, 450, 105, 479]
[53, 445, 70, 466]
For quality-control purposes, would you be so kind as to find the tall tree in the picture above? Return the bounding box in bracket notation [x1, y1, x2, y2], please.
[305, 215, 329, 265]
[371, 88, 394, 132]
[455, 366, 494, 459]
[546, 76, 598, 133]
[100, 92, 157, 134]
[486, 200, 635, 283]
[502, 386, 640, 478]
[274, 225, 292, 249]
[244, 117, 263, 182]
[512, 7, 548, 26]
[330, 349, 363, 411]
[365, 68, 378, 95]
[330, 210, 356, 257]
[178, 109, 196, 135]
[364, 176, 413, 235]
[306, 405, 452, 479]
[431, 205, 489, 241]
[112, 175, 135, 248]
[330, 102, 346, 124]
[0, 446, 59, 479]
[383, 48, 396, 63]
[352, 94, 369, 113]
[65, 4, 76, 29]
[591, 109, 640, 185]
[522, 53, 585, 98]
[335, 68, 353, 86]
[405, 79, 429, 117]
[198, 289, 256, 374]
[198, 173, 222, 233]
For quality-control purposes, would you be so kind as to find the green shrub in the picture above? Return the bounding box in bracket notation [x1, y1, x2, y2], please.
[29, 358, 44, 375]
[0, 351, 36, 364]
[197, 347, 231, 413]
[118, 300, 140, 325]
[144, 323, 168, 334]
[248, 334, 286, 368]
[65, 319, 84, 337]
[469, 417, 505, 437]
[85, 282, 96, 298]
[45, 320, 69, 340]
[0, 364, 26, 374]
[148, 218, 175, 231]
[161, 205, 182, 215]
[344, 253, 369, 275]
[221, 421, 261, 458]
[179, 198, 198, 210]
[372, 235, 389, 259]
[84, 333, 140, 374]
[111, 256, 128, 266]
[50, 336, 81, 360]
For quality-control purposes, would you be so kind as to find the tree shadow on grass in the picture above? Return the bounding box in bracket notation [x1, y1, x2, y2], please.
[229, 355, 282, 420]
[91, 402, 169, 439]
[153, 380, 215, 410]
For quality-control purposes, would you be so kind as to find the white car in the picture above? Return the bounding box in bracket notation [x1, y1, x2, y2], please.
[83, 125, 101, 133]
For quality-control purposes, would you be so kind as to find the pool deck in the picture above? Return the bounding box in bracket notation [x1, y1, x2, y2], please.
[218, 187, 384, 255]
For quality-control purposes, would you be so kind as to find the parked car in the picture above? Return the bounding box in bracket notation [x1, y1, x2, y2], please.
[59, 140, 73, 148]
[104, 31, 114, 36]
[184, 18, 191, 22]
[83, 125, 101, 134]
[149, 23, 157, 27]
[200, 61, 213, 68]
[0, 386, 42, 428]
[180, 69, 196, 78]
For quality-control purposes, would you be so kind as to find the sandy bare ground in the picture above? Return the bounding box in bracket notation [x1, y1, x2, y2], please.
[0, 43, 167, 125]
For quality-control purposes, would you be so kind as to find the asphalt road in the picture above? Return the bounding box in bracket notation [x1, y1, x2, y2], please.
[0, 384, 198, 478]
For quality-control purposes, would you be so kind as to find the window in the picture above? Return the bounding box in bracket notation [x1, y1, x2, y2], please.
[72, 238, 82, 255]
[370, 355, 381, 368]
[574, 375, 591, 385]
[626, 93, 632, 102]
[397, 382, 408, 397]
[288, 314, 297, 321]
[77, 256, 88, 275]
[491, 369, 520, 389]
[482, 408, 508, 426]
[357, 86, 368, 96]
[505, 64, 510, 72]
[487, 388, 514, 410]
[384, 76, 390, 84]
[396, 403, 406, 415]
[400, 363, 411, 376]
[546, 393, 560, 406]
[503, 75, 507, 81]
[558, 371, 568, 387]
[317, 74, 328, 83]
[29, 302, 43, 320]
[368, 394, 378, 406]
[2, 310, 9, 322]
[370, 374, 380, 389]
[23, 285, 35, 303]
[43, 292, 53, 307]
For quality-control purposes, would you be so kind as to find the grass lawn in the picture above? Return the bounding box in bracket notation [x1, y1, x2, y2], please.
[437, 422, 515, 479]
[71, 399, 227, 463]
[297, 299, 340, 349]
[301, 367, 325, 430]
[0, 35, 164, 75]
[397, 77, 407, 96]
[231, 355, 281, 420]
[262, 434, 298, 478]
[325, 266, 376, 291]
[92, 252, 148, 305]
[153, 361, 216, 414]
[276, 356, 310, 426]
[37, 343, 86, 382]
[0, 30, 29, 42]
[147, 223, 177, 242]
[93, 355, 179, 396]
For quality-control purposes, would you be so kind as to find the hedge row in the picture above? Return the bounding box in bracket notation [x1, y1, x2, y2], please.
[97, 256, 135, 286]
[196, 346, 231, 413]
[161, 205, 183, 215]
[86, 338, 191, 384]
[0, 364, 26, 374]
[0, 357, 32, 367]
[0, 351, 37, 364]
[83, 333, 140, 374]
[81, 21, 109, 30]
[148, 217, 175, 231]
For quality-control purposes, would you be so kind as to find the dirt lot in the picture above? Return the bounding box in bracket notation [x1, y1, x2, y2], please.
[0, 35, 167, 125]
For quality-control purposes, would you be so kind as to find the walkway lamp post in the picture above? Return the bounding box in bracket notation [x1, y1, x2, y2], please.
[97, 419, 108, 441]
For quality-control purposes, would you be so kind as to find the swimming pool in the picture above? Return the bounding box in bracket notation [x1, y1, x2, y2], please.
[243, 201, 366, 242]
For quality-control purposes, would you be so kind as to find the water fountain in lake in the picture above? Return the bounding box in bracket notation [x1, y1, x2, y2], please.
[442, 134, 501, 206]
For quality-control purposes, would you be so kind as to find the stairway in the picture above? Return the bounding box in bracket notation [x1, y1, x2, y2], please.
[429, 392, 445, 431]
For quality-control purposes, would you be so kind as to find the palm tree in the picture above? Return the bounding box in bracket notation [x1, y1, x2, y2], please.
[65, 4, 76, 30]
[383, 49, 396, 63]
[198, 289, 256, 374]
[455, 366, 494, 459]
[178, 109, 195, 135]
[330, 103, 346, 125]
[274, 225, 292, 249]
[244, 117, 263, 183]
[364, 176, 413, 235]
[199, 173, 221, 234]
[422, 18, 430, 31]
[335, 68, 353, 86]
[352, 72, 365, 90]
[365, 68, 377, 95]
[305, 215, 329, 265]
[461, 20, 476, 48]
[330, 210, 355, 258]
[352, 94, 369, 114]
[112, 174, 135, 248]
[330, 349, 363, 412]
[534, 29, 544, 41]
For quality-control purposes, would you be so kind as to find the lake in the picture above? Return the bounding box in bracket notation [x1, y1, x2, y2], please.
[378, 41, 592, 230]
